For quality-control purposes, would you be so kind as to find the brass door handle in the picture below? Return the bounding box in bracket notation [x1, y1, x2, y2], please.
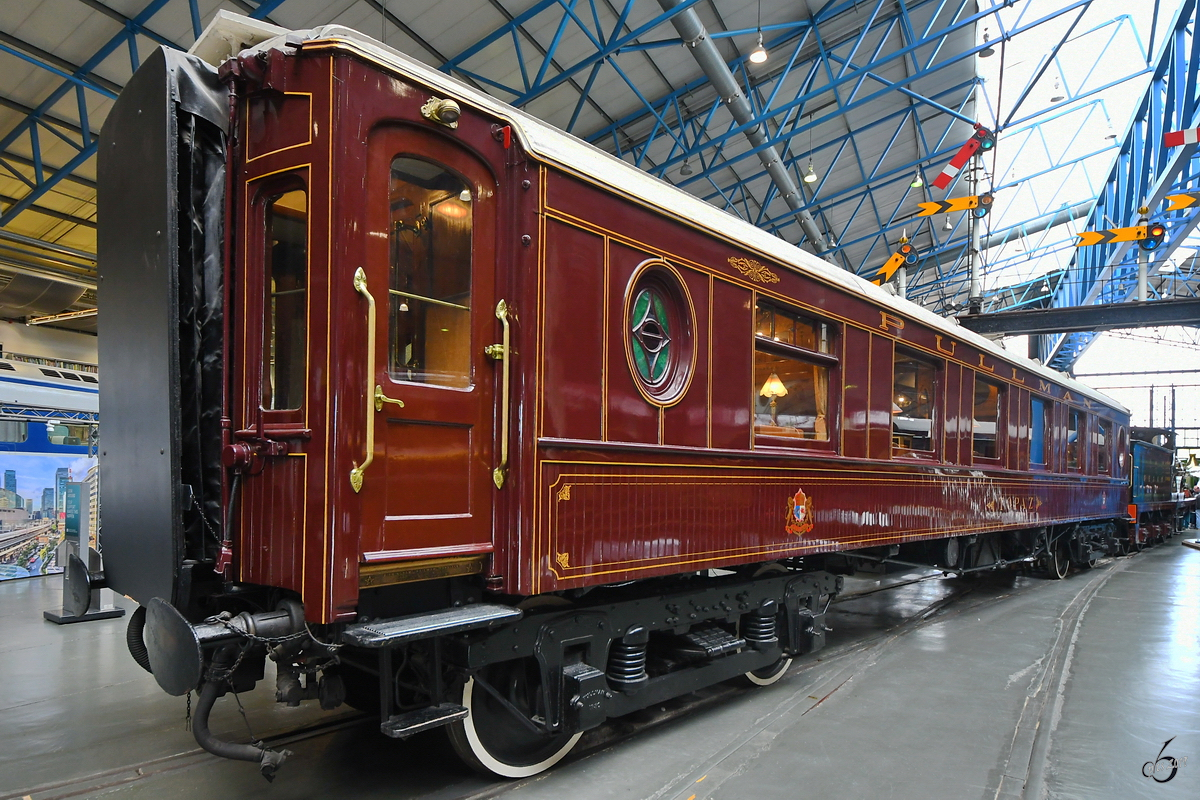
[350, 267, 375, 493]
[374, 385, 405, 411]
[490, 299, 511, 489]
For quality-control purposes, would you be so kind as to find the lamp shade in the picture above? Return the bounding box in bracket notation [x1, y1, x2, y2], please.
[749, 32, 768, 64]
[759, 372, 788, 398]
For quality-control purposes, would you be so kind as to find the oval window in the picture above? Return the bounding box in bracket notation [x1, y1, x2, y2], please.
[624, 261, 695, 405]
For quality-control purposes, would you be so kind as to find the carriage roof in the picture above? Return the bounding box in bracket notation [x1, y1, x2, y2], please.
[192, 12, 1127, 415]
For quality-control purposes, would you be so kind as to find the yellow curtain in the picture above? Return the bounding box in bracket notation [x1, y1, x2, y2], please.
[813, 364, 828, 439]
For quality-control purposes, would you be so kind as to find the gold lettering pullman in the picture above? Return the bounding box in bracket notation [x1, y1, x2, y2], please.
[879, 312, 905, 332]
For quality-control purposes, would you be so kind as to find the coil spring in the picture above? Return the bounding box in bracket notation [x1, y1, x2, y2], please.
[742, 609, 778, 644]
[607, 640, 648, 687]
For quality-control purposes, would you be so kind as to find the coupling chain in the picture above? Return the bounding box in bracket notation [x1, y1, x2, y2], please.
[188, 489, 222, 545]
[203, 613, 311, 645]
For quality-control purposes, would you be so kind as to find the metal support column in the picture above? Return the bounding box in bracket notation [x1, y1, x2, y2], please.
[1136, 208, 1149, 302]
[968, 154, 982, 313]
[656, 0, 828, 255]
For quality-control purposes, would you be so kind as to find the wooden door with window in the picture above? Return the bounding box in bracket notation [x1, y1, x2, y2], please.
[357, 127, 498, 569]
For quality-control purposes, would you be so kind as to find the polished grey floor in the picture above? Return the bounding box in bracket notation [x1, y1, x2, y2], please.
[2, 543, 1197, 800]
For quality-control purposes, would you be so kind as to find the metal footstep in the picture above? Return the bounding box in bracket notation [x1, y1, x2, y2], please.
[342, 604, 523, 648]
[380, 703, 469, 738]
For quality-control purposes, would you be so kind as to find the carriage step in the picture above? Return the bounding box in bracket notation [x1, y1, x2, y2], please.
[342, 604, 523, 648]
[674, 625, 746, 659]
[380, 703, 469, 739]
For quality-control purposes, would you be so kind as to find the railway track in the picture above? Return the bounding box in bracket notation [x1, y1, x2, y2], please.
[3, 561, 1124, 800]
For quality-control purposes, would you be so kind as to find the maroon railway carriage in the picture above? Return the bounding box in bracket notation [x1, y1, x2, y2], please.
[90, 15, 1130, 780]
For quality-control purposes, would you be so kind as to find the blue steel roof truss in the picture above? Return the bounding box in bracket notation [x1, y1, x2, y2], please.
[0, 0, 1192, 361]
[1037, 0, 1200, 371]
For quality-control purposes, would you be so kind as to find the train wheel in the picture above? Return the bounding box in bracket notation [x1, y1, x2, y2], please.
[1049, 538, 1070, 580]
[446, 659, 581, 778]
[741, 656, 792, 686]
[738, 563, 792, 686]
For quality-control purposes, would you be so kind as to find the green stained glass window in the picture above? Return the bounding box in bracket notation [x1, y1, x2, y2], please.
[630, 287, 672, 385]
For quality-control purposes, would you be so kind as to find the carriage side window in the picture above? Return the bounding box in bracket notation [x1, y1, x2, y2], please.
[388, 156, 473, 389]
[972, 377, 1003, 460]
[1030, 397, 1049, 465]
[263, 189, 307, 411]
[1066, 408, 1082, 470]
[753, 304, 835, 442]
[1095, 419, 1111, 473]
[0, 421, 27, 443]
[892, 352, 937, 454]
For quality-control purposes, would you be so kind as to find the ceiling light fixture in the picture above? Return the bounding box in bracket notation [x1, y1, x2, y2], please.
[680, 158, 693, 176]
[750, 33, 768, 64]
[910, 172, 924, 188]
[803, 115, 819, 184]
[749, 0, 768, 64]
[1104, 116, 1117, 141]
[1050, 77, 1065, 103]
[979, 28, 995, 58]
[943, 216, 954, 231]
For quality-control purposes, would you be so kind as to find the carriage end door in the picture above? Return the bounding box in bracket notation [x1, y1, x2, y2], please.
[358, 127, 498, 565]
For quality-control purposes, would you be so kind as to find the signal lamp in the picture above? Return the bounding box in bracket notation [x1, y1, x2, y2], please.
[972, 192, 994, 219]
[899, 243, 918, 264]
[1140, 223, 1166, 251]
[974, 125, 996, 152]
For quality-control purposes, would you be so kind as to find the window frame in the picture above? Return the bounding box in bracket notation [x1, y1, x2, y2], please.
[1065, 406, 1084, 472]
[751, 300, 840, 451]
[1028, 395, 1051, 470]
[1095, 417, 1112, 474]
[255, 175, 310, 420]
[890, 347, 941, 461]
[971, 374, 1005, 465]
[385, 154, 477, 392]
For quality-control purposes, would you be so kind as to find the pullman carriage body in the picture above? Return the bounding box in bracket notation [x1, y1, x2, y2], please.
[94, 15, 1134, 780]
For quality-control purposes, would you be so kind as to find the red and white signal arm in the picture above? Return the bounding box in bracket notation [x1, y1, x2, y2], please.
[932, 125, 996, 190]
[1164, 128, 1200, 147]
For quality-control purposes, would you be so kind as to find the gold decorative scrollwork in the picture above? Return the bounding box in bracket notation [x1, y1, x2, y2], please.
[556, 484, 572, 501]
[728, 256, 780, 284]
[555, 552, 571, 569]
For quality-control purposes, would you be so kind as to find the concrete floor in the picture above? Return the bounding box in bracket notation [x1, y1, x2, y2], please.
[2, 543, 1197, 800]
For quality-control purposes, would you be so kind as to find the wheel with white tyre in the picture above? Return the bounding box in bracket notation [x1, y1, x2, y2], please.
[446, 659, 582, 778]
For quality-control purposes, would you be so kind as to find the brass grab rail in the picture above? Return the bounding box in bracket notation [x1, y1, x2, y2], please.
[485, 299, 511, 489]
[350, 268, 374, 493]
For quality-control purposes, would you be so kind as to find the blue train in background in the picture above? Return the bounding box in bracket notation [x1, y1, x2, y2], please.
[1126, 427, 1189, 549]
[0, 356, 98, 456]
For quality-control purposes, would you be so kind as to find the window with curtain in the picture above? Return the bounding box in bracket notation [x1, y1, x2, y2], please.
[892, 352, 938, 454]
[972, 377, 1003, 460]
[263, 188, 307, 411]
[1095, 418, 1111, 473]
[753, 304, 835, 442]
[1067, 408, 1082, 470]
[1030, 396, 1049, 465]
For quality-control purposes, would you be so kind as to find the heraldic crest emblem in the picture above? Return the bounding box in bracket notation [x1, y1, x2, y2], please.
[785, 488, 815, 536]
